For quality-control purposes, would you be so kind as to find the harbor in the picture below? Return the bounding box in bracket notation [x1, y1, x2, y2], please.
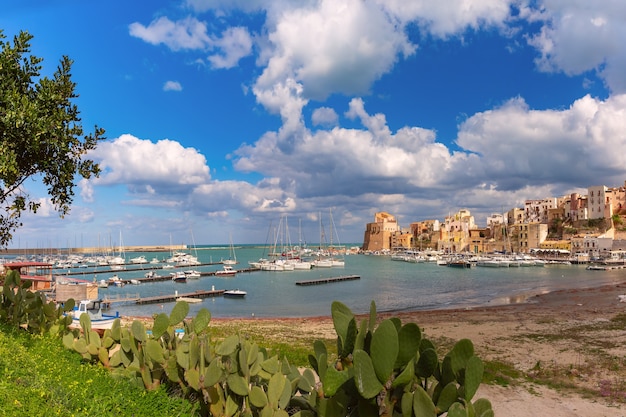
[5, 244, 626, 319]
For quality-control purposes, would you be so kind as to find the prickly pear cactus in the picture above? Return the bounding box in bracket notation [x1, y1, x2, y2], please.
[308, 301, 494, 417]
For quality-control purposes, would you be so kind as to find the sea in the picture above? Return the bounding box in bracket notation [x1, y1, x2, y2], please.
[40, 245, 626, 319]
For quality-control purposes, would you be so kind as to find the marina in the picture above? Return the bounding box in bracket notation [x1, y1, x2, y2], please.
[4, 245, 626, 319]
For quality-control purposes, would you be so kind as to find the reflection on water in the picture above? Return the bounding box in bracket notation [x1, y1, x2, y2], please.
[43, 246, 626, 318]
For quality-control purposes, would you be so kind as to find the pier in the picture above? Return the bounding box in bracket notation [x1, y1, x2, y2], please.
[295, 275, 360, 286]
[133, 289, 224, 305]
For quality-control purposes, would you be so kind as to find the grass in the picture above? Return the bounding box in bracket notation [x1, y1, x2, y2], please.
[0, 323, 197, 416]
[208, 320, 337, 367]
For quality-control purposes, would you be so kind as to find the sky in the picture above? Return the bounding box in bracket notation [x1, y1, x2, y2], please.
[2, 0, 625, 249]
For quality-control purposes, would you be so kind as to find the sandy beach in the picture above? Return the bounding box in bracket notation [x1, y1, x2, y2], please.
[207, 282, 626, 416]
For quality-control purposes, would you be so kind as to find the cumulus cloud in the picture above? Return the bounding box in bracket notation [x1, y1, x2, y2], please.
[525, 2, 626, 92]
[120, 0, 626, 238]
[311, 107, 338, 127]
[89, 134, 211, 195]
[207, 27, 253, 69]
[456, 94, 626, 190]
[255, 0, 416, 102]
[163, 80, 183, 91]
[378, 0, 513, 37]
[129, 16, 210, 51]
[234, 99, 464, 200]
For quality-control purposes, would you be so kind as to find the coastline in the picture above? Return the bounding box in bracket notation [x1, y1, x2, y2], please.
[202, 282, 626, 416]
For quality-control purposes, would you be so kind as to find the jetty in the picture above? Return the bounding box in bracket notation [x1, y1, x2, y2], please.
[295, 275, 360, 286]
[134, 289, 225, 305]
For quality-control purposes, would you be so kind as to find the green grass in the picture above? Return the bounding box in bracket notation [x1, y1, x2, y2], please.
[0, 323, 197, 416]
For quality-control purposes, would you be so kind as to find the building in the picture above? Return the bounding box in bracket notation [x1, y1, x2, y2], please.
[588, 185, 610, 219]
[362, 212, 400, 251]
[2, 262, 54, 291]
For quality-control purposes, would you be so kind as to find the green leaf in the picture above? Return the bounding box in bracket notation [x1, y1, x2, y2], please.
[186, 368, 201, 390]
[204, 358, 223, 386]
[464, 356, 484, 401]
[261, 355, 280, 375]
[370, 319, 398, 384]
[391, 358, 415, 388]
[131, 320, 146, 342]
[267, 373, 286, 407]
[449, 339, 474, 379]
[298, 368, 317, 392]
[227, 374, 249, 397]
[193, 308, 211, 334]
[353, 349, 383, 399]
[331, 301, 354, 354]
[446, 402, 468, 417]
[151, 313, 170, 339]
[368, 300, 377, 332]
[416, 348, 438, 379]
[396, 323, 421, 368]
[401, 392, 414, 417]
[145, 339, 165, 363]
[474, 398, 494, 417]
[412, 385, 437, 417]
[322, 364, 351, 397]
[436, 382, 459, 413]
[169, 301, 189, 326]
[216, 335, 240, 356]
[250, 386, 268, 408]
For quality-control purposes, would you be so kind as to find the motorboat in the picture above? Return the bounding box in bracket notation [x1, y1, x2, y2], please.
[224, 289, 247, 298]
[184, 270, 201, 279]
[69, 300, 120, 330]
[108, 274, 125, 287]
[171, 271, 187, 283]
[215, 265, 237, 276]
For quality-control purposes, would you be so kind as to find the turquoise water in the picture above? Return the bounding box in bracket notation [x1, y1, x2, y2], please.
[57, 246, 626, 318]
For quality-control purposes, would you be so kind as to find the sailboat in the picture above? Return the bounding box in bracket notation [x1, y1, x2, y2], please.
[222, 234, 237, 265]
[328, 208, 345, 267]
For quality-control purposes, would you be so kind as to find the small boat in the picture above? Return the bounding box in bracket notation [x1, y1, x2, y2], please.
[215, 265, 237, 276]
[129, 279, 141, 285]
[170, 271, 187, 283]
[184, 270, 201, 279]
[224, 289, 247, 298]
[108, 274, 125, 287]
[97, 279, 109, 288]
[69, 300, 120, 330]
[130, 255, 148, 264]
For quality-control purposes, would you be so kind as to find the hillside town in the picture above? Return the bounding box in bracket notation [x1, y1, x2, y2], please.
[363, 180, 626, 262]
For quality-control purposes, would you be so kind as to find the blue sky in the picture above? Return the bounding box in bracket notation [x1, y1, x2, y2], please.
[2, 1, 625, 248]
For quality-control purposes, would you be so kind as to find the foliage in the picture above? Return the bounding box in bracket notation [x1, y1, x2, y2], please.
[60, 300, 493, 416]
[0, 274, 493, 416]
[0, 30, 105, 247]
[308, 301, 493, 417]
[0, 321, 196, 416]
[0, 269, 73, 335]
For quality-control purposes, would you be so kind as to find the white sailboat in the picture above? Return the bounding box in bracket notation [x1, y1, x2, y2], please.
[222, 234, 237, 265]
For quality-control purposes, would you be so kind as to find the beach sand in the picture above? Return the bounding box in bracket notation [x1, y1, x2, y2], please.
[206, 282, 626, 416]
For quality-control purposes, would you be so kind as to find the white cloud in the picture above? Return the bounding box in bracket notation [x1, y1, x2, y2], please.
[129, 16, 210, 51]
[255, 0, 416, 101]
[89, 134, 211, 194]
[525, 1, 626, 92]
[163, 80, 183, 91]
[378, 0, 513, 37]
[207, 27, 253, 69]
[311, 107, 338, 127]
[456, 94, 626, 189]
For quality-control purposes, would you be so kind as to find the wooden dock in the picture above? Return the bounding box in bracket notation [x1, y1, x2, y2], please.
[135, 289, 225, 305]
[295, 275, 360, 286]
